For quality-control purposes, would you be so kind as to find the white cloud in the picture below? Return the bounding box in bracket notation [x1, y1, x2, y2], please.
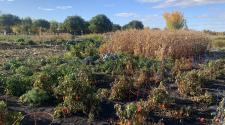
[153, 0, 225, 8]
[38, 7, 55, 11]
[115, 12, 138, 17]
[56, 6, 72, 10]
[38, 5, 72, 11]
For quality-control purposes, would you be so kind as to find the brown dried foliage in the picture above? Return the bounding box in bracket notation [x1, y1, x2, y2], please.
[99, 29, 210, 59]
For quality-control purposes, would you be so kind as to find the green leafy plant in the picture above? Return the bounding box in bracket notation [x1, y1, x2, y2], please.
[201, 59, 225, 80]
[114, 101, 148, 125]
[54, 65, 100, 121]
[15, 66, 33, 76]
[5, 74, 32, 96]
[19, 87, 50, 106]
[150, 82, 172, 105]
[175, 70, 204, 96]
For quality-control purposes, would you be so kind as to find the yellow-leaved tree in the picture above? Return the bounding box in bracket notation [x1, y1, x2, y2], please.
[163, 11, 187, 30]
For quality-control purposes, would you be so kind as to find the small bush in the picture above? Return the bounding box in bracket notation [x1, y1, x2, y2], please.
[54, 66, 100, 120]
[114, 101, 148, 125]
[150, 82, 172, 104]
[201, 59, 225, 80]
[33, 72, 59, 94]
[175, 70, 204, 96]
[16, 38, 25, 43]
[15, 66, 33, 76]
[110, 76, 135, 101]
[6, 74, 32, 96]
[3, 59, 22, 71]
[19, 87, 50, 106]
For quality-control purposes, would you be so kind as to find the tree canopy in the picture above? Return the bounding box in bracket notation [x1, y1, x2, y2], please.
[89, 14, 113, 33]
[123, 20, 144, 30]
[63, 16, 87, 35]
[163, 11, 186, 30]
[0, 14, 21, 32]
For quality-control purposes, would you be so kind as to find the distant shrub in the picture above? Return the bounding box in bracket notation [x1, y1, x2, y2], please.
[19, 87, 50, 106]
[213, 39, 225, 49]
[16, 38, 25, 43]
[99, 29, 210, 59]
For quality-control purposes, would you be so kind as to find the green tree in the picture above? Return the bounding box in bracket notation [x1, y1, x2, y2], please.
[112, 24, 121, 31]
[20, 17, 32, 34]
[32, 19, 50, 34]
[163, 11, 185, 30]
[63, 16, 87, 35]
[89, 14, 113, 33]
[0, 14, 21, 33]
[123, 20, 144, 30]
[50, 21, 59, 34]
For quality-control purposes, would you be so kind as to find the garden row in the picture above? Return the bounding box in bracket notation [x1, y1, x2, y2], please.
[0, 29, 225, 124]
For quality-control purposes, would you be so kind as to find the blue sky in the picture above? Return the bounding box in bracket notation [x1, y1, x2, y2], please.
[0, 0, 225, 31]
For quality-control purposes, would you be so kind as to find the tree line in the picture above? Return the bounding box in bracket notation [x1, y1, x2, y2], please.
[0, 11, 188, 35]
[0, 14, 144, 35]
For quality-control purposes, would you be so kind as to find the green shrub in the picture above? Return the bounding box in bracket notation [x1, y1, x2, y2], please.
[33, 72, 58, 94]
[6, 74, 32, 96]
[54, 74, 100, 121]
[19, 87, 50, 106]
[201, 59, 225, 79]
[3, 59, 22, 71]
[16, 38, 25, 43]
[15, 66, 33, 76]
[150, 82, 172, 104]
[114, 101, 148, 125]
[67, 40, 100, 59]
[176, 70, 205, 96]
